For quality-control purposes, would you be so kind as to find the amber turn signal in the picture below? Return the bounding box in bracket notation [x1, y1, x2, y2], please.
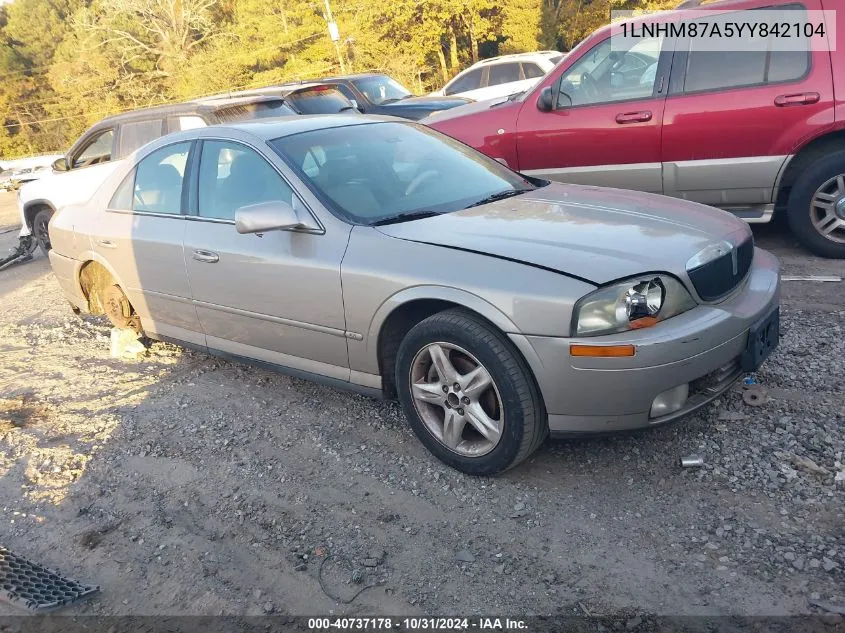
[569, 344, 636, 358]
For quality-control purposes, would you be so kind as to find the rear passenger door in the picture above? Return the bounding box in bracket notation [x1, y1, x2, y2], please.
[91, 141, 203, 345]
[661, 1, 833, 214]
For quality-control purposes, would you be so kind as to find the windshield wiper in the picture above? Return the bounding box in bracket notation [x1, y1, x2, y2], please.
[382, 95, 411, 105]
[371, 210, 442, 226]
[465, 189, 529, 209]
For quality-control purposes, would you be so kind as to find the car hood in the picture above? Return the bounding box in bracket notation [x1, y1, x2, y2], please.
[385, 95, 472, 110]
[375, 183, 752, 285]
[423, 95, 516, 123]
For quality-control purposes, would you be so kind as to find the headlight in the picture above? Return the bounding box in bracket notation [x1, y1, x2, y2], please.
[572, 274, 696, 337]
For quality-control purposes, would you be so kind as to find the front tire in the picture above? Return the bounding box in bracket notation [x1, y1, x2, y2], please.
[32, 208, 53, 257]
[786, 151, 845, 258]
[395, 309, 546, 475]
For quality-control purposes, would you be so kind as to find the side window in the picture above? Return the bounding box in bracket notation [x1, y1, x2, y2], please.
[133, 142, 191, 215]
[118, 119, 164, 157]
[488, 63, 521, 86]
[556, 36, 663, 107]
[197, 141, 294, 221]
[522, 62, 545, 79]
[109, 169, 136, 210]
[445, 68, 482, 95]
[71, 129, 114, 169]
[682, 8, 810, 93]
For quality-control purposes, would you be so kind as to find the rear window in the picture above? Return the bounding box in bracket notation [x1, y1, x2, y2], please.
[286, 87, 354, 114]
[214, 100, 297, 123]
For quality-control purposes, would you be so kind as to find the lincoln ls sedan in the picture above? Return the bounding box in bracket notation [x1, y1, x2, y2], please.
[47, 116, 781, 474]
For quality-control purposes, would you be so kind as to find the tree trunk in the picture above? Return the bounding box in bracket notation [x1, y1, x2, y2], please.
[436, 48, 449, 83]
[448, 25, 459, 70]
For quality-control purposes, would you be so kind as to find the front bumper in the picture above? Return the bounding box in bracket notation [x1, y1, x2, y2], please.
[509, 248, 780, 435]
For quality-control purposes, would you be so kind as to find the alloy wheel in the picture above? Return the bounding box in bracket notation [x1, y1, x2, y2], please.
[810, 174, 845, 244]
[408, 342, 503, 457]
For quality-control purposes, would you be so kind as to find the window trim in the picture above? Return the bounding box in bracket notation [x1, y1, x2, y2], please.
[667, 2, 813, 97]
[70, 128, 116, 171]
[188, 136, 324, 234]
[549, 34, 675, 112]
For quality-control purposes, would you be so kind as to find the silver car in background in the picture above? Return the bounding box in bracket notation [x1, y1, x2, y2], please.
[47, 116, 780, 474]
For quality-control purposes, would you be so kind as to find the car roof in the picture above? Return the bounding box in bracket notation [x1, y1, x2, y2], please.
[91, 92, 288, 129]
[318, 73, 387, 82]
[198, 114, 398, 141]
[469, 51, 563, 67]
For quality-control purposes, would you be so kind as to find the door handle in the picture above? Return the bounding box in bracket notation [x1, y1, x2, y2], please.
[97, 239, 117, 249]
[774, 92, 820, 107]
[615, 110, 652, 124]
[192, 250, 219, 263]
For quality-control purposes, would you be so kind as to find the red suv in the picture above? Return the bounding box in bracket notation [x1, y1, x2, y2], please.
[425, 0, 845, 258]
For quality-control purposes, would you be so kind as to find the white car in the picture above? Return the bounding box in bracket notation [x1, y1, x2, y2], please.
[431, 51, 565, 102]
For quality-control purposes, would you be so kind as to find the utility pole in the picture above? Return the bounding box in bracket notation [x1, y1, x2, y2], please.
[323, 0, 346, 73]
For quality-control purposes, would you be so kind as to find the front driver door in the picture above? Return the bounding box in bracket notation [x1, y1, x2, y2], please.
[184, 138, 351, 380]
[515, 34, 671, 193]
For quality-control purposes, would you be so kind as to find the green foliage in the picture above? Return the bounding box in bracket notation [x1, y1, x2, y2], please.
[0, 0, 672, 158]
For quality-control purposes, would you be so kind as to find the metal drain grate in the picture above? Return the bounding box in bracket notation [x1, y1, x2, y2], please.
[0, 546, 99, 611]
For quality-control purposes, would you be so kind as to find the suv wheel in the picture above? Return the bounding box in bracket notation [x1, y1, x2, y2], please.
[786, 151, 845, 258]
[395, 308, 547, 475]
[32, 208, 53, 256]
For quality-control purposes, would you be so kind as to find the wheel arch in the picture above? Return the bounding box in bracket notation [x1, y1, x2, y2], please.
[23, 199, 57, 230]
[775, 130, 845, 211]
[76, 254, 127, 316]
[368, 286, 523, 398]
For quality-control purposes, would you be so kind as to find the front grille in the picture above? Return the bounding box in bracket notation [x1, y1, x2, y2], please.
[688, 236, 754, 301]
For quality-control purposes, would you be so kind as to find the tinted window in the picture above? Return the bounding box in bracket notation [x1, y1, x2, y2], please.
[445, 68, 482, 95]
[133, 142, 191, 214]
[548, 54, 564, 65]
[270, 122, 535, 224]
[118, 119, 163, 157]
[198, 141, 294, 221]
[557, 36, 663, 107]
[488, 63, 521, 86]
[522, 62, 545, 79]
[72, 130, 114, 169]
[682, 8, 809, 93]
[214, 100, 296, 123]
[287, 87, 354, 114]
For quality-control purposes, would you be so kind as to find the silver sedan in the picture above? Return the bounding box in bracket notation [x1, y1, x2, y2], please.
[48, 116, 781, 474]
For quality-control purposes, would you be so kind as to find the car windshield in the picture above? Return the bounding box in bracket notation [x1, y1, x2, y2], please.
[350, 76, 412, 105]
[270, 121, 536, 224]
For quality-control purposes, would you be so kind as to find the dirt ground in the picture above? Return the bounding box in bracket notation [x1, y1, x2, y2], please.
[0, 192, 843, 618]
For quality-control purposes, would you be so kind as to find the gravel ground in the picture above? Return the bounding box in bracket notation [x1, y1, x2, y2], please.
[0, 193, 843, 618]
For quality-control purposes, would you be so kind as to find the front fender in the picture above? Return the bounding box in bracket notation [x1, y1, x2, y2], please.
[364, 284, 522, 363]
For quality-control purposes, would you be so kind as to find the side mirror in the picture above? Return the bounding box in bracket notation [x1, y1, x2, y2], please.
[349, 99, 362, 112]
[537, 86, 554, 112]
[235, 201, 305, 234]
[52, 157, 69, 172]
